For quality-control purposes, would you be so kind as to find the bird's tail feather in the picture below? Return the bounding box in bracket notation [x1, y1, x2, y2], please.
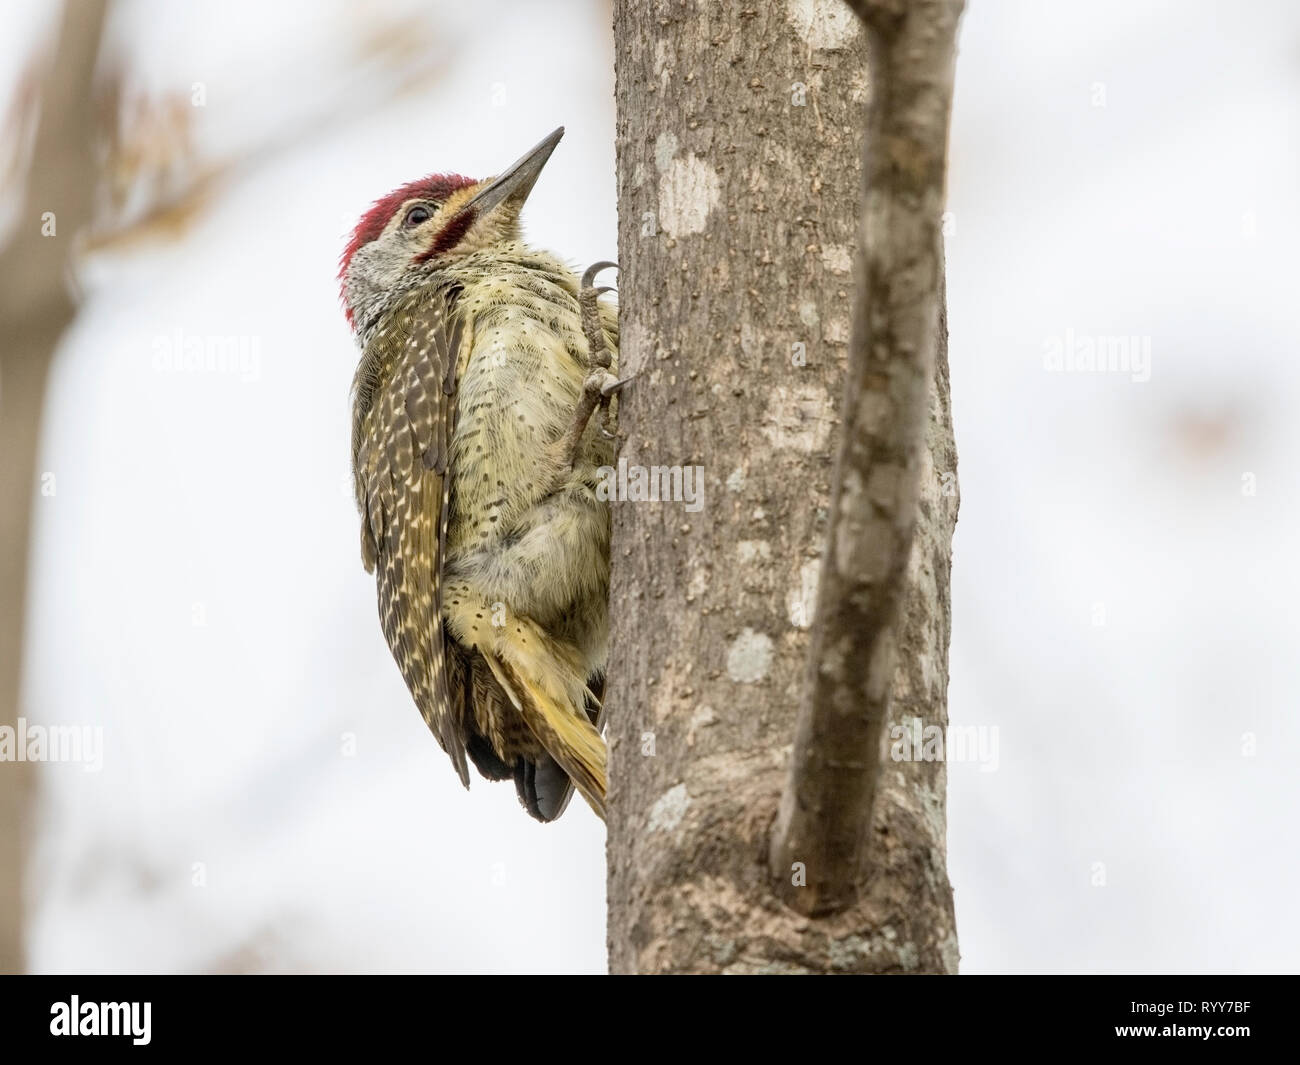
[481, 623, 607, 820]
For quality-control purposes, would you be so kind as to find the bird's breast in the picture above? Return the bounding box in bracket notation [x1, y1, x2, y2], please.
[446, 273, 590, 553]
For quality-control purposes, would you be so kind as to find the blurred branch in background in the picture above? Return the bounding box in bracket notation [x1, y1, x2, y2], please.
[0, 0, 457, 973]
[0, 0, 108, 975]
[86, 10, 453, 254]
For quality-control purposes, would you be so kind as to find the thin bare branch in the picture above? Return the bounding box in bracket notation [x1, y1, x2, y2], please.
[0, 0, 109, 975]
[770, 0, 965, 916]
[84, 17, 452, 254]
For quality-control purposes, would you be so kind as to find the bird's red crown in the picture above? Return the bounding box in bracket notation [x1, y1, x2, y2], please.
[338, 172, 477, 323]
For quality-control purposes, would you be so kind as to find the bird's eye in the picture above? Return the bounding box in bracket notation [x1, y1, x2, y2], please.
[404, 204, 433, 227]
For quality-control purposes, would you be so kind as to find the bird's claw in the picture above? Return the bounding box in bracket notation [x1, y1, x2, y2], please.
[557, 260, 622, 466]
[594, 374, 632, 440]
[581, 261, 618, 291]
[579, 261, 618, 374]
[600, 373, 633, 398]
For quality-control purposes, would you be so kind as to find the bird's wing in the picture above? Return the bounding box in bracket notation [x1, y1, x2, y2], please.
[352, 289, 469, 784]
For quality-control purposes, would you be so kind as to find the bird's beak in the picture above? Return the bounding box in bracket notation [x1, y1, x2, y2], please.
[466, 127, 564, 218]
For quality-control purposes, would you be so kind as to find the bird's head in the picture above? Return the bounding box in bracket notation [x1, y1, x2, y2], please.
[339, 127, 563, 331]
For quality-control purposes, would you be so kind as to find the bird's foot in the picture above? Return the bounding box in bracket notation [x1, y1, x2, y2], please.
[579, 260, 618, 374]
[556, 369, 630, 472]
[551, 261, 628, 469]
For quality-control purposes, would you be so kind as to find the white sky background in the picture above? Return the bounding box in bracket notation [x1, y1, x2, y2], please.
[3, 0, 1297, 973]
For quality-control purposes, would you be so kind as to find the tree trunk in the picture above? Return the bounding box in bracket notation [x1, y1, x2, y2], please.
[606, 0, 959, 974]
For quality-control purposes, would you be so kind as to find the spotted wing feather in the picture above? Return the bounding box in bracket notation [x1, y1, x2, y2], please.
[354, 291, 468, 784]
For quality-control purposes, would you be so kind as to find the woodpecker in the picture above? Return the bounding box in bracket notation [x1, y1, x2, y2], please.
[339, 128, 619, 821]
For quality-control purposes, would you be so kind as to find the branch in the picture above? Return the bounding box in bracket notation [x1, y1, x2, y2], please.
[0, 1, 452, 974]
[84, 16, 452, 253]
[0, 0, 109, 974]
[770, 0, 964, 915]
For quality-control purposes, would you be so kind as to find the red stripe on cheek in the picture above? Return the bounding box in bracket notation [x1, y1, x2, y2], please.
[417, 209, 476, 263]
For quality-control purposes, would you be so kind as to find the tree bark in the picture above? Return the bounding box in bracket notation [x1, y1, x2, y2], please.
[770, 0, 964, 917]
[607, 0, 960, 973]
